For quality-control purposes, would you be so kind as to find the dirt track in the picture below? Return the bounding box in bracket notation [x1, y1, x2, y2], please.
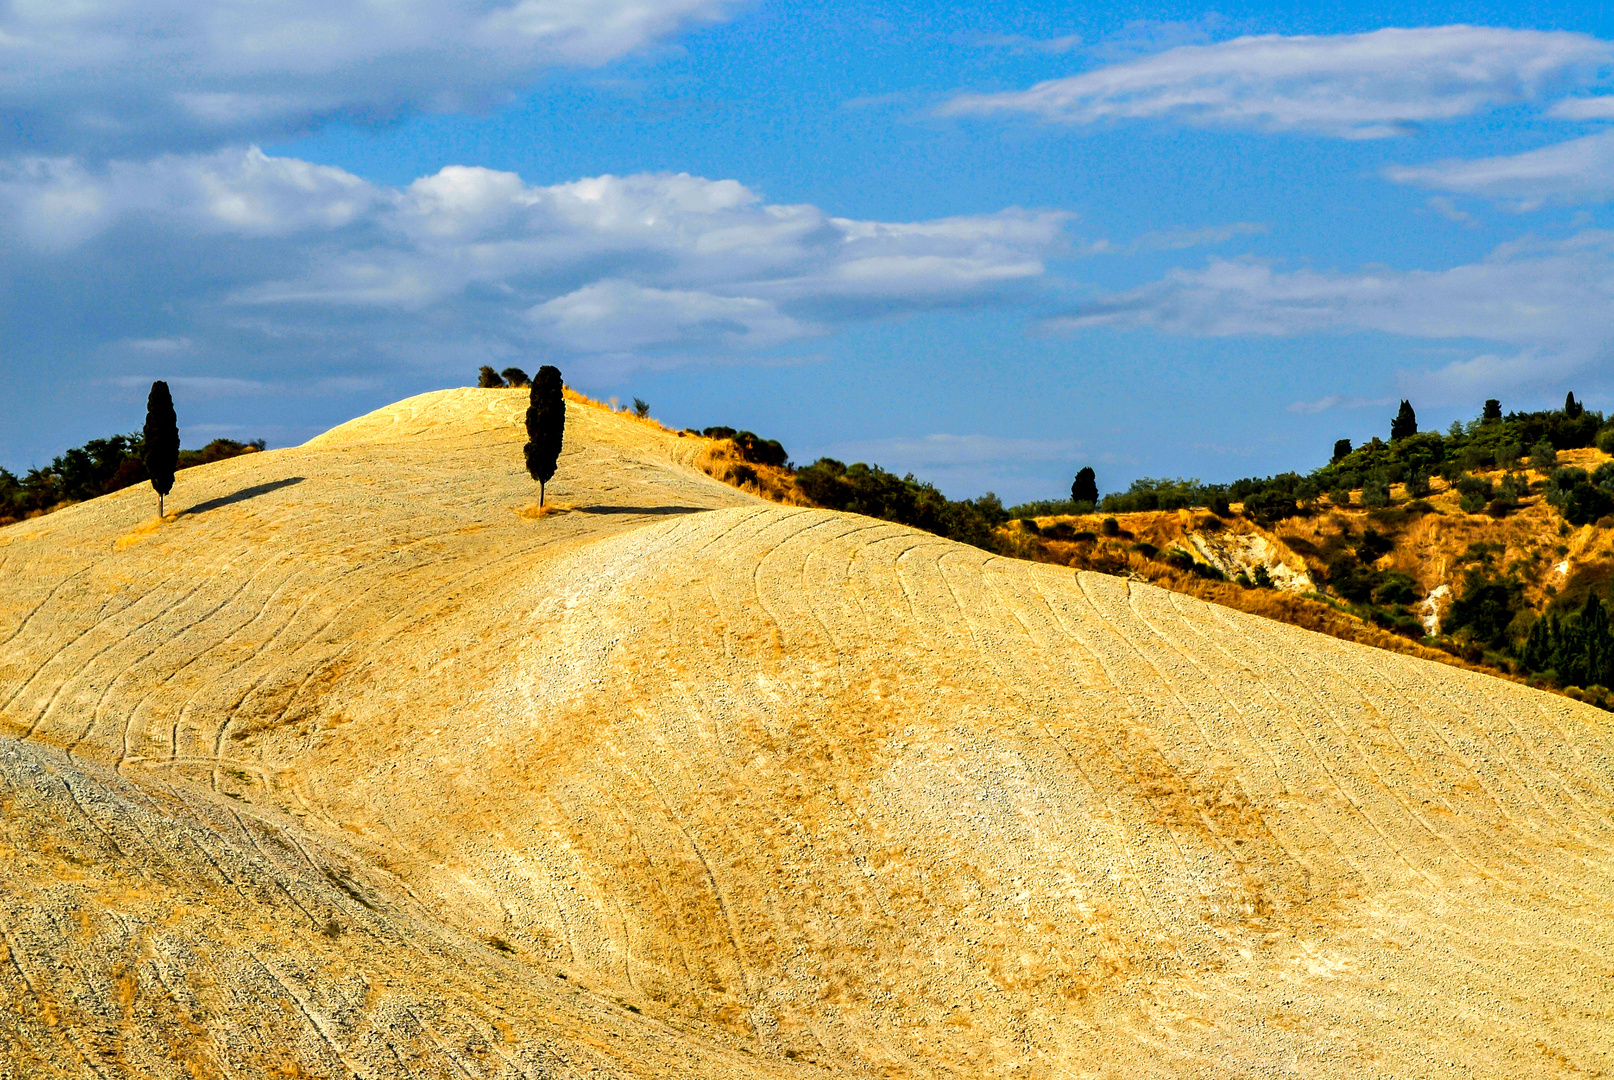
[2, 389, 1611, 1078]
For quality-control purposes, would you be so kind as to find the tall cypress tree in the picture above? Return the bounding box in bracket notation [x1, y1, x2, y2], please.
[1070, 467, 1098, 506]
[1566, 391, 1583, 419]
[143, 380, 179, 517]
[1390, 400, 1417, 441]
[524, 365, 565, 506]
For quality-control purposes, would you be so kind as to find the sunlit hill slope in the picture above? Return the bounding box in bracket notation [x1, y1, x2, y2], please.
[2, 389, 1611, 1078]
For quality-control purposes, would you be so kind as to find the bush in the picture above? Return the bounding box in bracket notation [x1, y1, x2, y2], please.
[1405, 470, 1431, 498]
[1598, 427, 1614, 454]
[1546, 465, 1614, 526]
[1327, 484, 1351, 507]
[477, 365, 505, 388]
[1244, 488, 1299, 522]
[793, 457, 1007, 549]
[1495, 442, 1523, 470]
[1530, 438, 1559, 471]
[1100, 517, 1120, 537]
[1361, 475, 1391, 509]
[501, 367, 531, 388]
[729, 431, 788, 468]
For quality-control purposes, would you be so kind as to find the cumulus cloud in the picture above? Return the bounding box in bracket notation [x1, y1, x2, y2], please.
[941, 26, 1612, 138]
[1386, 130, 1614, 207]
[0, 147, 1068, 378]
[1047, 231, 1614, 402]
[0, 0, 740, 154]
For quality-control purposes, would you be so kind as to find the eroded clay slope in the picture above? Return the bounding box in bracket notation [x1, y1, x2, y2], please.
[2, 389, 1612, 1078]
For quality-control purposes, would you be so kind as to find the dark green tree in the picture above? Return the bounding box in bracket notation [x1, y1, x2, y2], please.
[1390, 400, 1417, 441]
[524, 365, 565, 506]
[1566, 391, 1583, 419]
[478, 365, 505, 388]
[143, 381, 179, 517]
[501, 367, 531, 388]
[1070, 466, 1098, 506]
[1483, 399, 1502, 422]
[1331, 438, 1352, 463]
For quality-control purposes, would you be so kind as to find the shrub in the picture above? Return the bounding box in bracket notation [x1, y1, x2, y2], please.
[1361, 475, 1391, 509]
[1100, 517, 1120, 537]
[1252, 565, 1273, 589]
[793, 457, 1007, 549]
[1405, 470, 1431, 498]
[1495, 442, 1523, 470]
[1244, 488, 1299, 522]
[632, 397, 650, 418]
[1597, 427, 1614, 454]
[1446, 569, 1522, 651]
[1372, 573, 1417, 606]
[501, 367, 531, 388]
[477, 365, 505, 388]
[1209, 494, 1231, 516]
[701, 426, 737, 439]
[1546, 465, 1614, 526]
[1327, 483, 1351, 507]
[1530, 438, 1558, 471]
[729, 431, 788, 468]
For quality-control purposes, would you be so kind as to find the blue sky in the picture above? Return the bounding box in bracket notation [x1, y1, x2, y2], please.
[3, 1, 1613, 503]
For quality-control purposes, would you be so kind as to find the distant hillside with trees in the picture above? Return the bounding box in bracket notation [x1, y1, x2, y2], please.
[1, 433, 264, 526]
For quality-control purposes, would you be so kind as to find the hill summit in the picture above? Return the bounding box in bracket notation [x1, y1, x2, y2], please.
[2, 389, 1611, 1078]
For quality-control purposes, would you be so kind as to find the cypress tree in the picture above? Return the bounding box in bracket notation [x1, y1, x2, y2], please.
[1566, 391, 1583, 419]
[524, 365, 565, 506]
[1390, 400, 1417, 441]
[1332, 438, 1352, 463]
[1070, 466, 1098, 506]
[143, 380, 179, 517]
[1483, 399, 1502, 422]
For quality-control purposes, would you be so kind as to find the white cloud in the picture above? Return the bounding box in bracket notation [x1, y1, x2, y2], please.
[1047, 231, 1614, 403]
[1548, 96, 1614, 118]
[941, 26, 1613, 138]
[0, 0, 740, 154]
[0, 148, 1068, 374]
[0, 147, 381, 246]
[1386, 130, 1614, 206]
[1285, 394, 1393, 414]
[528, 281, 807, 352]
[1127, 222, 1268, 252]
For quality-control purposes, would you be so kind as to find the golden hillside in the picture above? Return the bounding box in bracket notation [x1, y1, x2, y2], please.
[3, 388, 1612, 1078]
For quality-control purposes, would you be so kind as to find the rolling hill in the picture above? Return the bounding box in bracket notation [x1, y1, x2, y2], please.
[2, 389, 1612, 1078]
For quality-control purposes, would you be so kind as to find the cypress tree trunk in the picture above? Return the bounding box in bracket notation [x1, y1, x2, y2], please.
[143, 381, 179, 517]
[524, 366, 565, 507]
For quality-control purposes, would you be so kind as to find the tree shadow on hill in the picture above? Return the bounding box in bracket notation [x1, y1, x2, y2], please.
[576, 504, 713, 516]
[180, 477, 305, 518]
